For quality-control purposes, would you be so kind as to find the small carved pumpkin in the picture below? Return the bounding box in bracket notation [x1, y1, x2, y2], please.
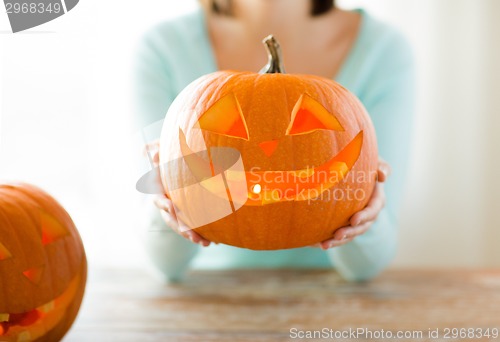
[159, 36, 378, 250]
[0, 183, 86, 341]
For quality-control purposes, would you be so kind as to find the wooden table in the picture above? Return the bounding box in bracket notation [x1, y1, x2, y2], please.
[64, 268, 500, 341]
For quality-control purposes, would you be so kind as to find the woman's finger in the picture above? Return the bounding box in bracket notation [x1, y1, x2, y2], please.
[158, 209, 212, 247]
[184, 228, 211, 247]
[377, 159, 391, 183]
[315, 225, 350, 249]
[320, 220, 374, 250]
[320, 236, 354, 250]
[154, 196, 178, 221]
[143, 140, 161, 166]
[179, 220, 211, 246]
[154, 194, 214, 247]
[333, 220, 374, 240]
[152, 150, 160, 167]
[350, 184, 385, 226]
[154, 196, 170, 211]
[159, 209, 180, 232]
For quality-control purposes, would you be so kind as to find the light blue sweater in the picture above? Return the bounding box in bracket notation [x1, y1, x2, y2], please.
[134, 7, 414, 281]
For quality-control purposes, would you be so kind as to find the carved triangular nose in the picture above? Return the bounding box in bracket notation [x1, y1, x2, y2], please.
[258, 140, 279, 157]
[23, 265, 44, 285]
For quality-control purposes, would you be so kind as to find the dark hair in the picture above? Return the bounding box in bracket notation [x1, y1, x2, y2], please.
[211, 0, 335, 17]
[311, 0, 335, 16]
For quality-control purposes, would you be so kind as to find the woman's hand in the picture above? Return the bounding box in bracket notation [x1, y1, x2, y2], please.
[145, 140, 213, 247]
[311, 159, 391, 250]
[154, 195, 212, 247]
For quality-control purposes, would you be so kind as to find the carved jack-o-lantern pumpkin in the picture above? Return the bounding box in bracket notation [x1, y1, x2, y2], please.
[0, 183, 86, 341]
[159, 36, 378, 250]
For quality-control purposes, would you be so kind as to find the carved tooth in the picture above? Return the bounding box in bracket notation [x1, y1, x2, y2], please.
[17, 331, 31, 342]
[0, 313, 9, 322]
[38, 300, 55, 313]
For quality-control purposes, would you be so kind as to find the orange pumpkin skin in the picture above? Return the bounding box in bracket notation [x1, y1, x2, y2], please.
[0, 183, 87, 341]
[159, 37, 378, 250]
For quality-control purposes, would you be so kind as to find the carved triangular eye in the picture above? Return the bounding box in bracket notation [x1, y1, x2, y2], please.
[40, 210, 69, 245]
[0, 241, 12, 261]
[286, 94, 344, 136]
[194, 93, 249, 140]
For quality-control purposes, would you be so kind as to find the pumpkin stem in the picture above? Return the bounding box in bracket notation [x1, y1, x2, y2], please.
[260, 35, 286, 74]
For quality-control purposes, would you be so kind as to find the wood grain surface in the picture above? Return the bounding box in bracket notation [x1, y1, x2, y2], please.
[64, 268, 500, 341]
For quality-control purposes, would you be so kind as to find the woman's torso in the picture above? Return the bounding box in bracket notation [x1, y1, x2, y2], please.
[135, 5, 412, 269]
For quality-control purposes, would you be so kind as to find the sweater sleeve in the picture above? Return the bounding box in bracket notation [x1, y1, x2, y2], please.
[133, 25, 200, 282]
[133, 25, 177, 129]
[327, 31, 415, 281]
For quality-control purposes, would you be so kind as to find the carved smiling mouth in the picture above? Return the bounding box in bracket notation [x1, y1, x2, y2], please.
[0, 273, 81, 339]
[177, 129, 363, 206]
[244, 130, 363, 205]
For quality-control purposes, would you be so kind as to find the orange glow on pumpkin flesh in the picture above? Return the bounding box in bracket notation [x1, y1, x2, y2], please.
[159, 36, 378, 250]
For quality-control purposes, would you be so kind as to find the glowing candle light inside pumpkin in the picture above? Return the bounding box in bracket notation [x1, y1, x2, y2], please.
[252, 184, 262, 194]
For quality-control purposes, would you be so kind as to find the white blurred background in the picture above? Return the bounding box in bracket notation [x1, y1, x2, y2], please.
[0, 0, 499, 268]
